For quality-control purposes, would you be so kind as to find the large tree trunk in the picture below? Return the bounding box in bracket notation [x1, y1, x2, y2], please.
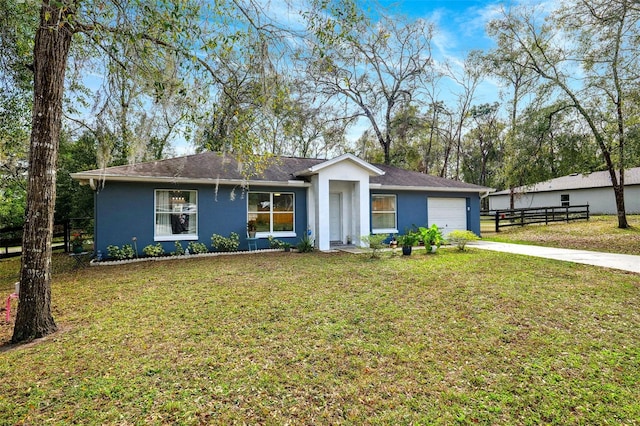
[612, 173, 628, 229]
[12, 2, 74, 343]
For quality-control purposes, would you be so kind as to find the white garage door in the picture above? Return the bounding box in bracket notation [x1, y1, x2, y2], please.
[427, 197, 467, 237]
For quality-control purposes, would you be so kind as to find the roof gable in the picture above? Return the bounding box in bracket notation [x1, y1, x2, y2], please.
[294, 153, 385, 177]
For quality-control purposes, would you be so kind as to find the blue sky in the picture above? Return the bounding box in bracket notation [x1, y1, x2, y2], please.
[378, 0, 500, 52]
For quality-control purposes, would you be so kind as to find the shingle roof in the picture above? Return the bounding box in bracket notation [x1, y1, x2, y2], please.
[73, 152, 320, 182]
[370, 163, 488, 190]
[491, 167, 640, 196]
[72, 151, 490, 192]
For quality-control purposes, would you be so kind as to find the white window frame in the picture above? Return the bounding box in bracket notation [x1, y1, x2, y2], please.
[248, 191, 296, 238]
[561, 194, 570, 207]
[154, 189, 198, 241]
[371, 194, 398, 234]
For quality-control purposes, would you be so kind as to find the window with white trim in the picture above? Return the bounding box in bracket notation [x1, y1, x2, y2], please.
[248, 192, 295, 237]
[372, 194, 397, 233]
[561, 194, 570, 207]
[155, 190, 198, 240]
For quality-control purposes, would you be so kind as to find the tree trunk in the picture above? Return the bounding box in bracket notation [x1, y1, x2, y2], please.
[612, 174, 628, 229]
[12, 2, 74, 343]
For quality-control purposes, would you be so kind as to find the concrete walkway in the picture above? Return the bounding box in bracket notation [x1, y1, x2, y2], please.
[469, 241, 640, 274]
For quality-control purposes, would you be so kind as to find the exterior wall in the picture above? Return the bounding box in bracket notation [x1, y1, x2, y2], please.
[371, 190, 483, 237]
[94, 181, 307, 256]
[309, 161, 371, 251]
[489, 185, 640, 214]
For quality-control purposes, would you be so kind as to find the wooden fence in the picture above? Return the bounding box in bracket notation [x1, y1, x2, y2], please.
[0, 218, 92, 258]
[484, 205, 590, 232]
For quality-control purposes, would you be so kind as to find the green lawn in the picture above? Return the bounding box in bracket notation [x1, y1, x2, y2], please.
[1, 249, 639, 424]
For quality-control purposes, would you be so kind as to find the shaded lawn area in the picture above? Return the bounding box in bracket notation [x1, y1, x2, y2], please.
[0, 250, 639, 424]
[482, 215, 640, 255]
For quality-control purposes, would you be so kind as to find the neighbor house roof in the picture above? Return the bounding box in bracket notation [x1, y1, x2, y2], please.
[491, 167, 640, 196]
[71, 151, 491, 193]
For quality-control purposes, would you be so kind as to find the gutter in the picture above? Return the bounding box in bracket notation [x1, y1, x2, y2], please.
[372, 184, 494, 194]
[70, 173, 311, 188]
[480, 189, 495, 199]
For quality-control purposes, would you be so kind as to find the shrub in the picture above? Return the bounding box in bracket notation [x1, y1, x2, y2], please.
[397, 231, 419, 247]
[360, 234, 388, 258]
[268, 235, 289, 249]
[418, 224, 444, 248]
[143, 243, 165, 257]
[268, 235, 279, 248]
[447, 230, 479, 251]
[106, 244, 135, 260]
[173, 241, 185, 256]
[187, 241, 209, 254]
[296, 235, 314, 253]
[211, 232, 240, 252]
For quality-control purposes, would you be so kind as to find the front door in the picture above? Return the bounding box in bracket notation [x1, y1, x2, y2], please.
[329, 193, 342, 243]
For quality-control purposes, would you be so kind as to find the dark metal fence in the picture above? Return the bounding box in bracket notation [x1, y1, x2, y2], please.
[482, 205, 590, 232]
[0, 218, 92, 258]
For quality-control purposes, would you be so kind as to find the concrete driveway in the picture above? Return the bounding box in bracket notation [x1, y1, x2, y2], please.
[469, 241, 640, 274]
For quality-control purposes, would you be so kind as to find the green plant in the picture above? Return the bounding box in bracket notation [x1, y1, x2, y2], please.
[211, 232, 240, 252]
[143, 243, 165, 257]
[268, 236, 291, 250]
[70, 232, 85, 249]
[447, 230, 479, 251]
[296, 235, 314, 253]
[247, 220, 257, 232]
[173, 241, 185, 256]
[187, 241, 208, 254]
[106, 244, 135, 260]
[418, 224, 444, 249]
[268, 235, 281, 249]
[360, 234, 388, 258]
[397, 231, 418, 247]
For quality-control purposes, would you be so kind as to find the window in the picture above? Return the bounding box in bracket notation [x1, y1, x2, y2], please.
[561, 194, 570, 207]
[155, 190, 198, 240]
[372, 194, 397, 233]
[248, 192, 295, 237]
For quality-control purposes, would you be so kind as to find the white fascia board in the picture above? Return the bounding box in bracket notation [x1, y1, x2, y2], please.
[70, 173, 310, 188]
[372, 184, 494, 194]
[294, 153, 385, 177]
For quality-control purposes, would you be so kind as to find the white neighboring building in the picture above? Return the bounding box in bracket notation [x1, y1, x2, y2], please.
[488, 167, 640, 214]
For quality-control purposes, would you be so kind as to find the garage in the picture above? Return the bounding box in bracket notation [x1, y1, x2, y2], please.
[427, 197, 468, 236]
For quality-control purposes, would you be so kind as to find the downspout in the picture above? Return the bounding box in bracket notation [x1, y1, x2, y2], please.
[480, 189, 492, 209]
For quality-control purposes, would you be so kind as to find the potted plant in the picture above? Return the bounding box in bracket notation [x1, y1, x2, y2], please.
[70, 232, 85, 253]
[398, 231, 418, 255]
[419, 224, 444, 253]
[247, 220, 257, 238]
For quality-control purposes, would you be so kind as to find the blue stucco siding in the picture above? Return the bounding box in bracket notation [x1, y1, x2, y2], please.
[95, 183, 154, 255]
[467, 196, 482, 236]
[371, 190, 483, 237]
[94, 182, 308, 256]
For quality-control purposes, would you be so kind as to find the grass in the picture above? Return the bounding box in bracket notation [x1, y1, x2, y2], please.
[482, 215, 640, 255]
[0, 248, 638, 425]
